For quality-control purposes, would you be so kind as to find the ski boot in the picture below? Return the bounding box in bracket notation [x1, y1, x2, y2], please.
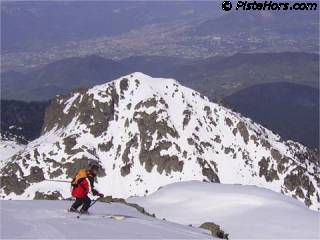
[69, 207, 78, 213]
[79, 209, 90, 215]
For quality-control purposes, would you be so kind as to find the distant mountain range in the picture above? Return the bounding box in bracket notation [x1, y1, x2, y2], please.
[194, 10, 318, 37]
[2, 56, 131, 101]
[226, 82, 319, 149]
[1, 52, 319, 148]
[2, 3, 318, 71]
[165, 52, 319, 99]
[1, 1, 220, 54]
[2, 52, 318, 101]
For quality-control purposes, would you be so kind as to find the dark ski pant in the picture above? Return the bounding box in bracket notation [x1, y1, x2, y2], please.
[71, 196, 91, 211]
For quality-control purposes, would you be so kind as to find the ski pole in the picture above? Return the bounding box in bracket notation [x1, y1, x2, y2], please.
[90, 197, 101, 207]
[44, 179, 71, 183]
[76, 197, 101, 219]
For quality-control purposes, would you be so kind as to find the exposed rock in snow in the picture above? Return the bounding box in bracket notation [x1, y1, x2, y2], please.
[0, 72, 319, 210]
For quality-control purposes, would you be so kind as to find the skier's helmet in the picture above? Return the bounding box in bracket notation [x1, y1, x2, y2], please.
[89, 163, 100, 175]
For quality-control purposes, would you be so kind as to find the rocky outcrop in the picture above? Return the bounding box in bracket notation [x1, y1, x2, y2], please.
[200, 222, 229, 239]
[236, 121, 249, 144]
[133, 98, 183, 175]
[33, 191, 62, 200]
[258, 157, 279, 182]
[25, 166, 45, 183]
[0, 175, 29, 195]
[100, 196, 156, 218]
[197, 158, 220, 183]
[1, 73, 318, 210]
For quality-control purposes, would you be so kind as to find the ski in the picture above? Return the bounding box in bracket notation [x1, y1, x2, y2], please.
[77, 214, 125, 221]
[65, 209, 80, 214]
[65, 210, 125, 220]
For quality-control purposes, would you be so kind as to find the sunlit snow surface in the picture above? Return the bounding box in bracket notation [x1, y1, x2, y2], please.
[0, 140, 25, 164]
[129, 181, 320, 239]
[0, 200, 212, 239]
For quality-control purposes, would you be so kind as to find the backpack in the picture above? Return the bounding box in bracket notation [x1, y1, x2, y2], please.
[71, 169, 88, 188]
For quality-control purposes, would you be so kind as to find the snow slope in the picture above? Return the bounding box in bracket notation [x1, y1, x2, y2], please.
[129, 181, 320, 239]
[0, 72, 319, 211]
[0, 139, 25, 162]
[0, 200, 212, 239]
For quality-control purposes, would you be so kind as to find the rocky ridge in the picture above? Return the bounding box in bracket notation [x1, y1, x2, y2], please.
[0, 72, 318, 210]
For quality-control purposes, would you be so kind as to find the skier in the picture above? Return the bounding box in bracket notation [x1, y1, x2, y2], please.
[69, 164, 104, 214]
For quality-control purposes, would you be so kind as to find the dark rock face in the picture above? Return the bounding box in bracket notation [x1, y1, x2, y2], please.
[42, 84, 119, 137]
[294, 149, 320, 172]
[33, 191, 62, 200]
[225, 117, 233, 127]
[49, 169, 64, 178]
[0, 153, 105, 196]
[64, 136, 82, 155]
[98, 139, 113, 152]
[0, 162, 29, 195]
[258, 157, 279, 182]
[0, 175, 29, 195]
[214, 135, 221, 144]
[183, 109, 191, 129]
[121, 134, 139, 176]
[197, 158, 220, 183]
[120, 78, 129, 95]
[224, 147, 234, 155]
[42, 94, 74, 133]
[204, 106, 217, 127]
[120, 165, 132, 177]
[25, 166, 45, 183]
[200, 222, 229, 239]
[133, 98, 183, 175]
[270, 149, 289, 174]
[139, 143, 184, 174]
[284, 166, 317, 207]
[271, 149, 281, 161]
[261, 138, 271, 150]
[236, 121, 249, 144]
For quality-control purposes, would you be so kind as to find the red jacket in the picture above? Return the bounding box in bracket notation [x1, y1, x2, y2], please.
[72, 176, 99, 199]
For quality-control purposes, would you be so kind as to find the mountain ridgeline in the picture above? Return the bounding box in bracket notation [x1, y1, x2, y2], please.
[1, 53, 318, 101]
[0, 73, 318, 211]
[2, 53, 318, 148]
[226, 82, 319, 149]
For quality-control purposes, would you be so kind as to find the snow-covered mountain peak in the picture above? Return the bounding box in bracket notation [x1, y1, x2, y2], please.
[0, 72, 319, 211]
[86, 71, 183, 101]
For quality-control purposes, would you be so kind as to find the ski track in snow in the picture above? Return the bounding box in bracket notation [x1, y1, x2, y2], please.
[0, 200, 212, 239]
